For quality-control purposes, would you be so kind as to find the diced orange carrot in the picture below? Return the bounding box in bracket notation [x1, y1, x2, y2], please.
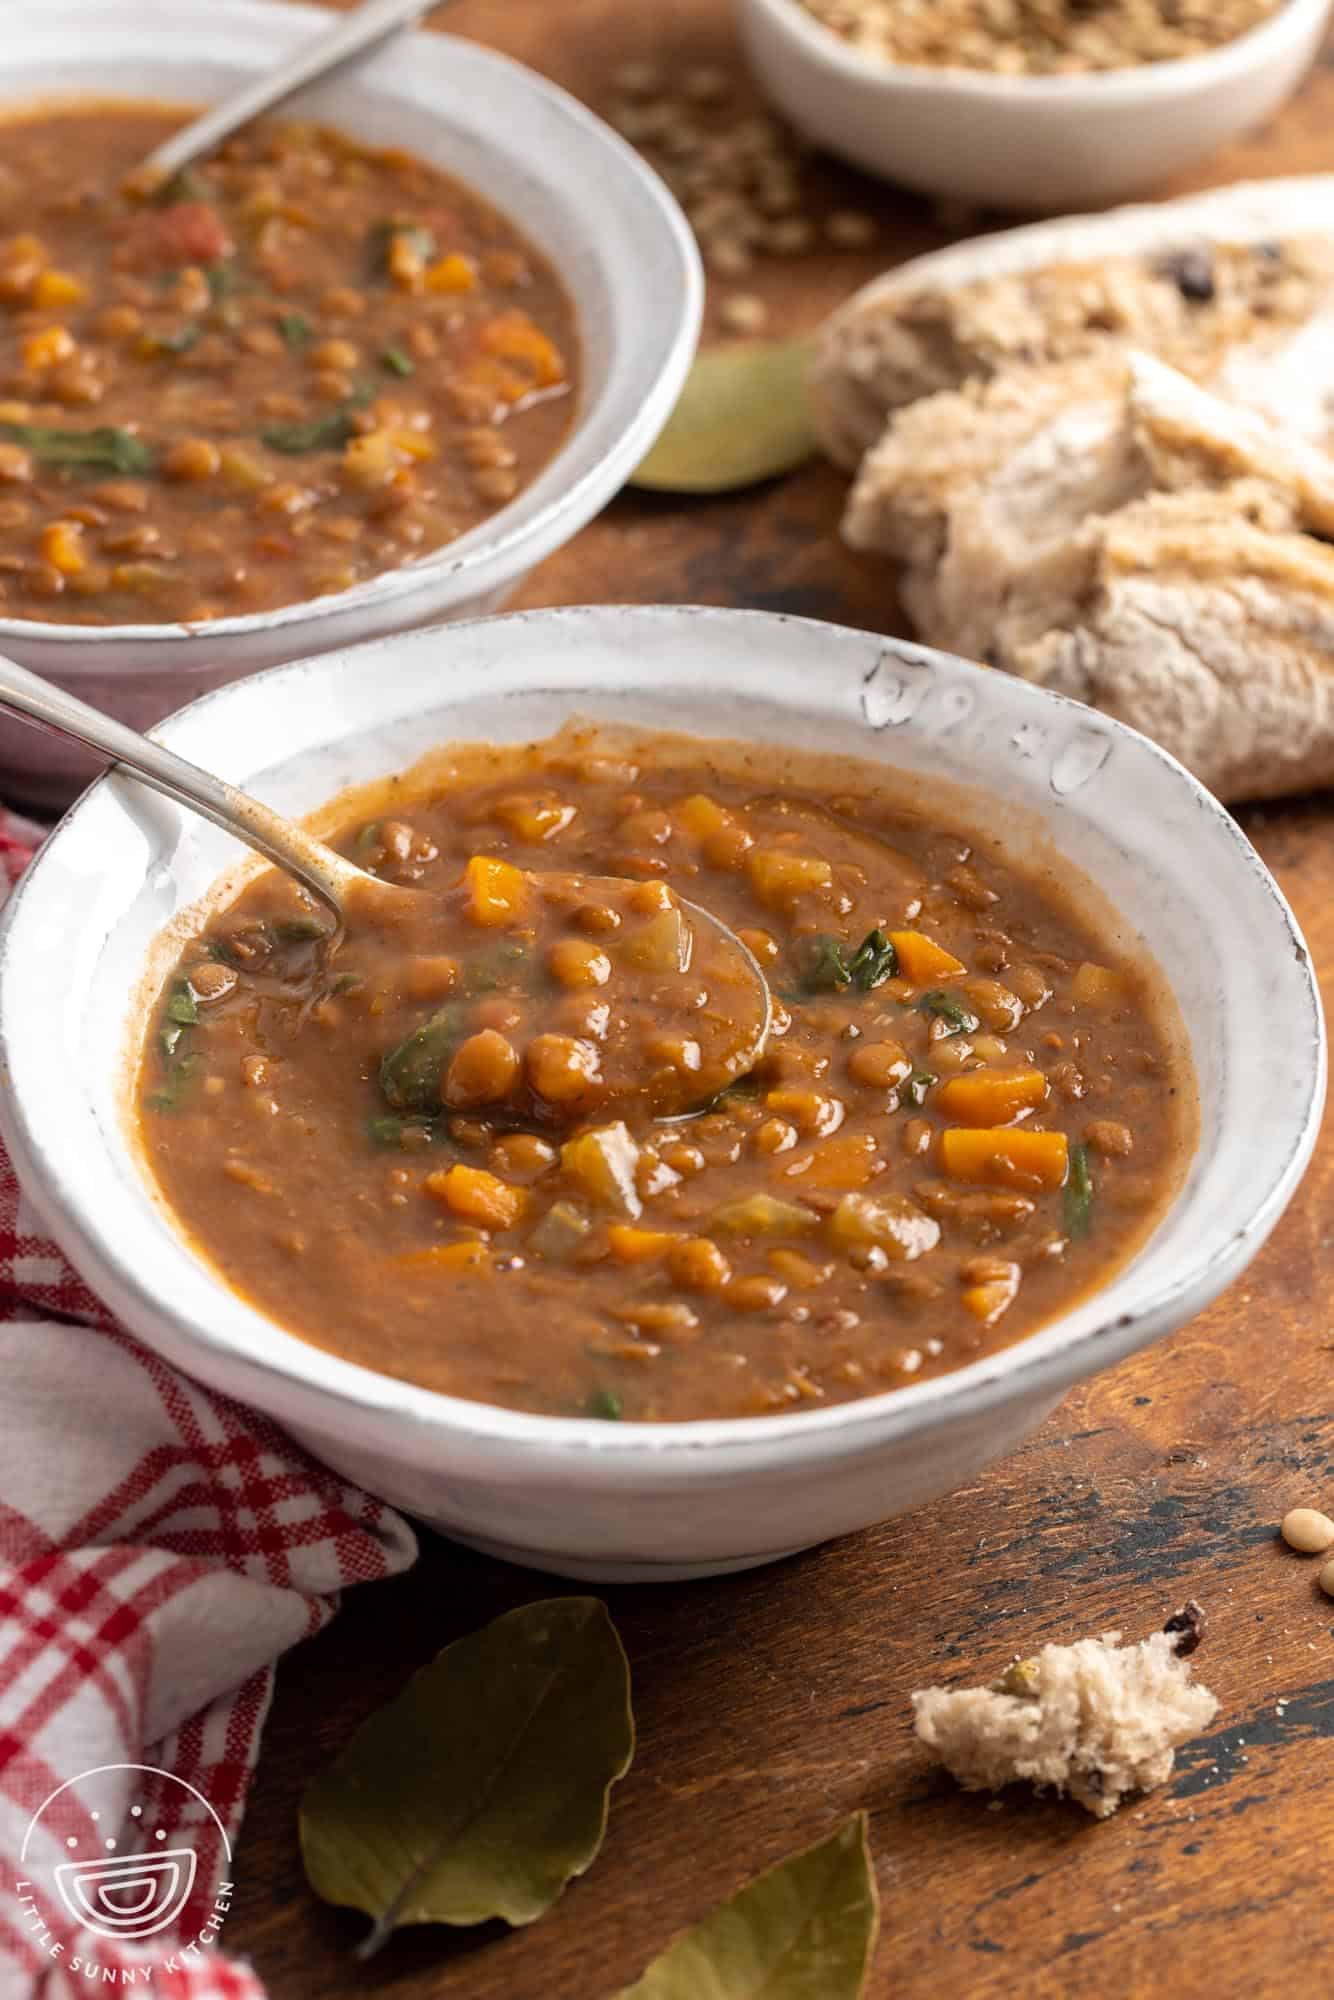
[387, 231, 429, 289]
[39, 520, 85, 577]
[403, 955, 460, 1002]
[32, 270, 84, 308]
[747, 850, 833, 907]
[889, 929, 965, 983]
[389, 429, 436, 462]
[23, 326, 75, 371]
[784, 1131, 882, 1190]
[935, 1068, 1048, 1127]
[491, 792, 577, 843]
[399, 1240, 490, 1273]
[676, 793, 732, 839]
[424, 1164, 527, 1230]
[425, 252, 477, 293]
[478, 310, 566, 388]
[464, 854, 527, 926]
[1072, 962, 1124, 1007]
[962, 1273, 1020, 1325]
[606, 1224, 677, 1263]
[941, 1127, 1069, 1193]
[463, 354, 531, 405]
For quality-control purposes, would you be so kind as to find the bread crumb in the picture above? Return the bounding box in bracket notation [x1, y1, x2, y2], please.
[912, 1602, 1217, 1818]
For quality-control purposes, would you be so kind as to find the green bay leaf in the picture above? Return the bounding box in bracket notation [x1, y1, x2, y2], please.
[631, 337, 816, 494]
[300, 1596, 633, 1956]
[617, 1811, 879, 1998]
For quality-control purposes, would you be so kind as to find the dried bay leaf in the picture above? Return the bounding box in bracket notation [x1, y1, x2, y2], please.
[300, 1596, 633, 1957]
[616, 1811, 879, 1998]
[631, 338, 816, 494]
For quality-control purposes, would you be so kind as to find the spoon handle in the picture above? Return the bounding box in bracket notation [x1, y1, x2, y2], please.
[143, 0, 443, 182]
[0, 652, 358, 914]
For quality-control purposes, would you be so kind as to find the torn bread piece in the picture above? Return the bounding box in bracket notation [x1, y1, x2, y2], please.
[913, 1603, 1217, 1818]
[811, 178, 1334, 468]
[846, 352, 1334, 800]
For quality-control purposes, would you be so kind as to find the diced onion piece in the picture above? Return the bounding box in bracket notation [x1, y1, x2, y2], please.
[559, 1122, 642, 1218]
[710, 1192, 817, 1236]
[527, 1200, 593, 1261]
[617, 904, 690, 973]
[826, 1192, 940, 1261]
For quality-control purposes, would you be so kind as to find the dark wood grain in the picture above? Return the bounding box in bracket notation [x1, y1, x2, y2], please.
[225, 4, 1334, 1993]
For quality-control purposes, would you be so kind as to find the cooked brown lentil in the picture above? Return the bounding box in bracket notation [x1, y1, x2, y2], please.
[0, 105, 577, 625]
[138, 726, 1195, 1423]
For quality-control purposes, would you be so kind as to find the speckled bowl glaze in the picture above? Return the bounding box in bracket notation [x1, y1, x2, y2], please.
[0, 607, 1322, 1580]
[0, 0, 701, 807]
[739, 0, 1333, 212]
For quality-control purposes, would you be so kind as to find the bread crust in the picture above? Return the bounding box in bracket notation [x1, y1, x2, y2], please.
[818, 182, 1334, 801]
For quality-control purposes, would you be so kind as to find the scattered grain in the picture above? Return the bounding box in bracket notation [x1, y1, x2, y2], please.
[683, 65, 730, 103]
[1281, 1506, 1334, 1554]
[707, 238, 754, 279]
[596, 58, 874, 310]
[614, 59, 663, 98]
[826, 208, 876, 248]
[798, 0, 1283, 76]
[720, 292, 770, 334]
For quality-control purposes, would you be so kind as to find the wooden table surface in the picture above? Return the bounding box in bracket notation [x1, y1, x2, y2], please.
[229, 5, 1334, 1994]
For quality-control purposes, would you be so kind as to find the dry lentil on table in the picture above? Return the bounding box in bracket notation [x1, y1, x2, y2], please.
[0, 106, 577, 624]
[138, 728, 1196, 1424]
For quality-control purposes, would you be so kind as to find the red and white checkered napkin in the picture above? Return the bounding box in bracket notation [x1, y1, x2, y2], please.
[0, 821, 418, 1997]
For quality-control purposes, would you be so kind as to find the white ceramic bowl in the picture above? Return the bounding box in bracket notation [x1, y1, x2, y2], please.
[0, 606, 1322, 1581]
[739, 0, 1332, 212]
[0, 0, 701, 808]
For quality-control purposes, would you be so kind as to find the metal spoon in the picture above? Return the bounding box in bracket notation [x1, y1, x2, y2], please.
[0, 657, 773, 1117]
[138, 0, 444, 188]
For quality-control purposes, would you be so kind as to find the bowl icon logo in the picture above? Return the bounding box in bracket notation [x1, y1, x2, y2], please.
[54, 1846, 198, 1941]
[18, 1762, 231, 1950]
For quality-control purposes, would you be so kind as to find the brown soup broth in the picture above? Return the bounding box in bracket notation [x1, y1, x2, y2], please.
[137, 727, 1197, 1423]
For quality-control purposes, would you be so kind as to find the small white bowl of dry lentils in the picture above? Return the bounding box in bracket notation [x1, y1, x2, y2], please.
[738, 0, 1334, 212]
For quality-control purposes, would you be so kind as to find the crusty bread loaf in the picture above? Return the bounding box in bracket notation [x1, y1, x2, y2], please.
[816, 182, 1334, 801]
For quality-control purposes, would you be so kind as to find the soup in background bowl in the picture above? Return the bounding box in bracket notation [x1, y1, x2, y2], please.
[0, 607, 1319, 1579]
[0, 0, 700, 807]
[0, 104, 579, 628]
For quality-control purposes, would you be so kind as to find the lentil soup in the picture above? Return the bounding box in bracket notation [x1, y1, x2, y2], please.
[0, 105, 577, 625]
[137, 726, 1196, 1422]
